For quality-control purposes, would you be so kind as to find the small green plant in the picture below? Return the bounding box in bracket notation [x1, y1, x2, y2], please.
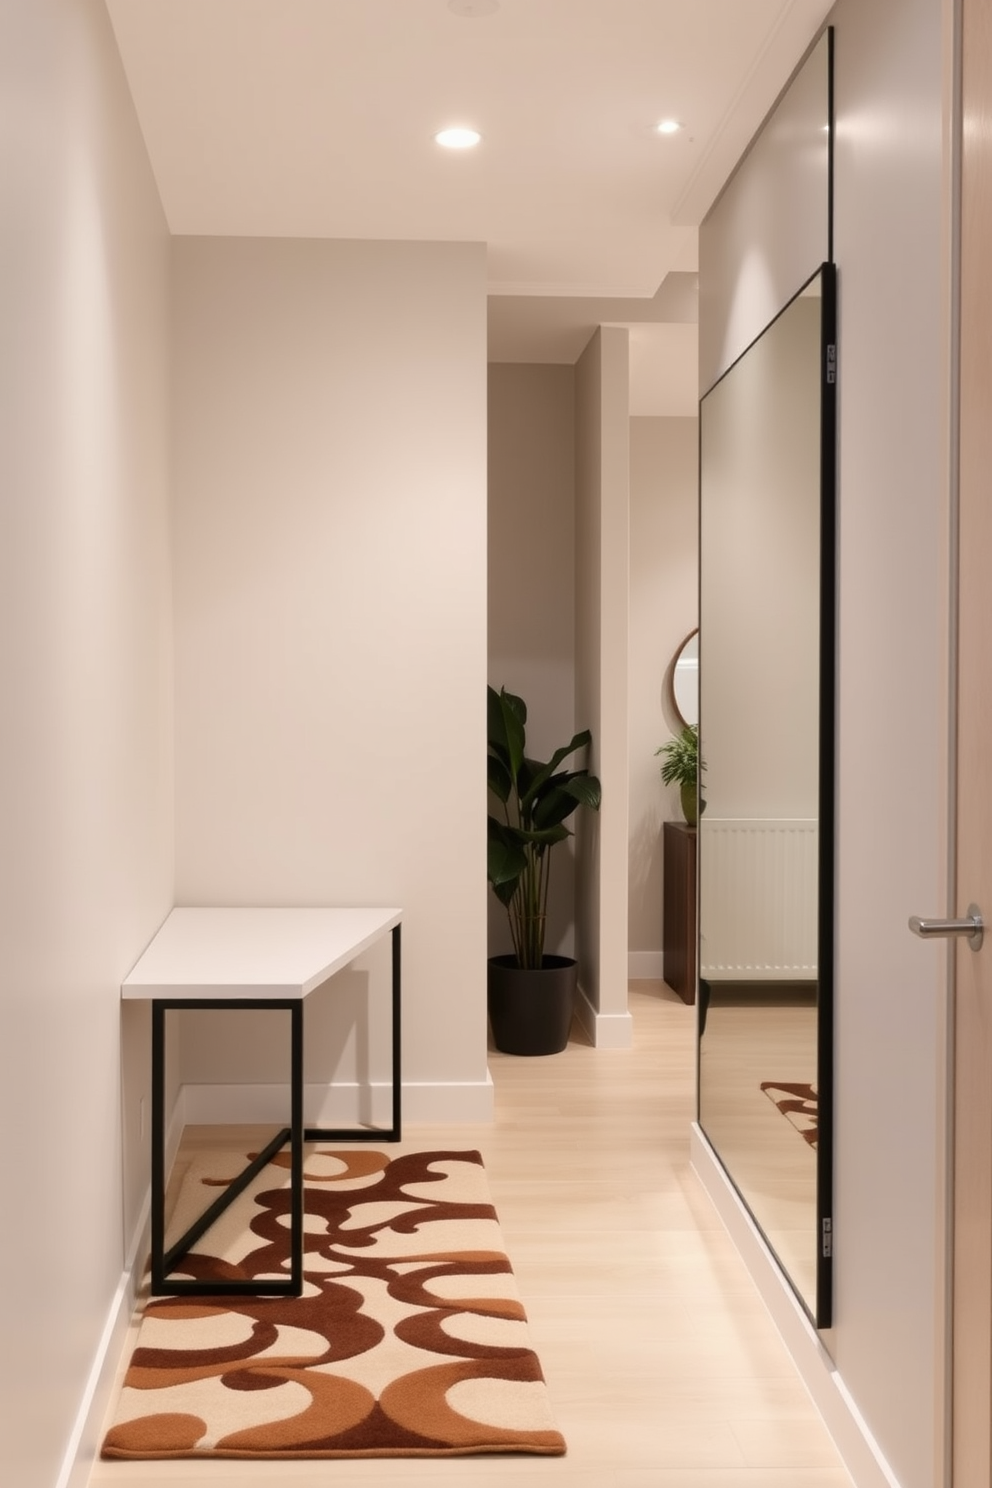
[656, 724, 705, 823]
[487, 685, 602, 970]
[656, 723, 701, 788]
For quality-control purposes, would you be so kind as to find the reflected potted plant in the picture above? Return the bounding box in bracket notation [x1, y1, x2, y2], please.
[656, 723, 705, 826]
[487, 685, 601, 1055]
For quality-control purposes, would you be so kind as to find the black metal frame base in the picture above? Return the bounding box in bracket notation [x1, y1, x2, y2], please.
[149, 923, 401, 1297]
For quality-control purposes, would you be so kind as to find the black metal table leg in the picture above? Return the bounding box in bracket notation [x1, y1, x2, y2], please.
[306, 922, 402, 1144]
[390, 922, 402, 1139]
[150, 998, 303, 1297]
[150, 1001, 165, 1292]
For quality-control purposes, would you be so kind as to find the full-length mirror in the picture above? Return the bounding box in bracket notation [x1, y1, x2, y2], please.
[698, 263, 836, 1326]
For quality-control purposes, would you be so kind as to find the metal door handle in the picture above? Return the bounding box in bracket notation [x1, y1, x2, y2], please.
[908, 904, 984, 951]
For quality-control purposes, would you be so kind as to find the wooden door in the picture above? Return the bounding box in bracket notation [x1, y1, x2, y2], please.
[952, 0, 992, 1478]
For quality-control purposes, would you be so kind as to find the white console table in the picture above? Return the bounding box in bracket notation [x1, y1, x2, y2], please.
[122, 906, 402, 1297]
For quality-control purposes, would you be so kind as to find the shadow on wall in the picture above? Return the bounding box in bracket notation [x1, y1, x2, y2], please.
[628, 797, 665, 945]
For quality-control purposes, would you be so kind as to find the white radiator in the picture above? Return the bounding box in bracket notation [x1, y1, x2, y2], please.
[699, 818, 818, 980]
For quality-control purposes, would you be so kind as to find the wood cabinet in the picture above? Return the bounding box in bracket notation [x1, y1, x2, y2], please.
[663, 821, 697, 1004]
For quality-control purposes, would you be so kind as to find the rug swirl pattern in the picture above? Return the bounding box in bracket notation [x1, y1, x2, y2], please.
[102, 1148, 565, 1460]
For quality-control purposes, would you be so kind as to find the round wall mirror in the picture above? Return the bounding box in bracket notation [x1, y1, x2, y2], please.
[672, 629, 699, 727]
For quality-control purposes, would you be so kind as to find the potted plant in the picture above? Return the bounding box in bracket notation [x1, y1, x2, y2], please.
[656, 723, 705, 825]
[487, 685, 601, 1054]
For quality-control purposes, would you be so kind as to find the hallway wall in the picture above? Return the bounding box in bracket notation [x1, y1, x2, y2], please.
[0, 3, 174, 1485]
[628, 416, 699, 973]
[575, 328, 633, 1044]
[829, 0, 951, 1481]
[487, 364, 577, 960]
[170, 236, 491, 1123]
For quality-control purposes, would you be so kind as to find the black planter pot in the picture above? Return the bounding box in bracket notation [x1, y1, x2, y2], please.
[487, 954, 576, 1056]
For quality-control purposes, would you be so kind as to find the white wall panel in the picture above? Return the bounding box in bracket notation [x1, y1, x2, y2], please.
[487, 365, 576, 960]
[0, 3, 173, 1483]
[575, 329, 633, 1044]
[171, 237, 489, 1113]
[699, 31, 831, 393]
[829, 0, 950, 1482]
[627, 416, 698, 964]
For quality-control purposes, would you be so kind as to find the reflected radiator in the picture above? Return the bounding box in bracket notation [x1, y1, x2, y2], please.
[699, 818, 818, 980]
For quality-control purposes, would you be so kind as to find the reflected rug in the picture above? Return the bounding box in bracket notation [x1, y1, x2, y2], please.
[102, 1148, 565, 1461]
[760, 1082, 818, 1148]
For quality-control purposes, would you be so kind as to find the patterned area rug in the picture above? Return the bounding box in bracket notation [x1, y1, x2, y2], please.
[760, 1082, 818, 1148]
[102, 1148, 565, 1461]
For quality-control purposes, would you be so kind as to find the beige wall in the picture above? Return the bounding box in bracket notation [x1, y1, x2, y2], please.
[575, 329, 633, 1045]
[628, 417, 699, 971]
[829, 0, 950, 1482]
[487, 364, 577, 958]
[171, 237, 490, 1123]
[488, 369, 689, 990]
[699, 30, 832, 396]
[0, 2, 174, 1483]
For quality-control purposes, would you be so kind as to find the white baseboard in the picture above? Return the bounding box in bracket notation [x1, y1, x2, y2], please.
[403, 1077, 494, 1122]
[628, 951, 664, 980]
[573, 983, 634, 1048]
[182, 1077, 494, 1127]
[55, 1085, 204, 1488]
[690, 1124, 904, 1488]
[54, 1268, 134, 1488]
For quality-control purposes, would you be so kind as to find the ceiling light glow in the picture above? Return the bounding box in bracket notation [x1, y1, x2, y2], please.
[656, 119, 682, 135]
[435, 127, 482, 150]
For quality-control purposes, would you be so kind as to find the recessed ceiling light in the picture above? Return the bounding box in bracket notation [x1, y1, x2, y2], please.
[435, 127, 482, 150]
[656, 119, 682, 136]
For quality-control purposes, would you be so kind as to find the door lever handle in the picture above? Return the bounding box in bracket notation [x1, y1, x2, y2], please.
[908, 904, 984, 952]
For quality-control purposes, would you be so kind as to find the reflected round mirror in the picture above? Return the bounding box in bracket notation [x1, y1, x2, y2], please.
[672, 629, 699, 727]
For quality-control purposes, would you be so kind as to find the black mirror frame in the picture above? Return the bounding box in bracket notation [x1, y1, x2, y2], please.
[696, 260, 836, 1330]
[815, 260, 837, 1328]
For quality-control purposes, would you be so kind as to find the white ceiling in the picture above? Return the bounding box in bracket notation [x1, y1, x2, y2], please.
[105, 0, 834, 410]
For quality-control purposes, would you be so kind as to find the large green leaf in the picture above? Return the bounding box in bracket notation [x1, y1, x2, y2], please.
[487, 753, 512, 804]
[487, 685, 525, 785]
[486, 685, 509, 754]
[513, 756, 543, 826]
[560, 774, 602, 809]
[531, 770, 602, 829]
[532, 780, 583, 830]
[519, 729, 593, 806]
[491, 876, 519, 908]
[487, 819, 526, 887]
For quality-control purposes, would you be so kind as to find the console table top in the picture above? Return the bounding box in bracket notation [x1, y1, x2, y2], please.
[121, 906, 402, 1000]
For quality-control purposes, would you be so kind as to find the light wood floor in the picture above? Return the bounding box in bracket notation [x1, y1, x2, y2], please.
[700, 994, 819, 1311]
[89, 981, 852, 1488]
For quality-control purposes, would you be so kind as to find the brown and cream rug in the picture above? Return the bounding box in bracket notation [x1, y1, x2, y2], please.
[102, 1147, 565, 1461]
[760, 1081, 818, 1148]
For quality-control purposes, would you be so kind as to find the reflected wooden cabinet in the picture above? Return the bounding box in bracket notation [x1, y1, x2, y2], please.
[663, 821, 696, 1005]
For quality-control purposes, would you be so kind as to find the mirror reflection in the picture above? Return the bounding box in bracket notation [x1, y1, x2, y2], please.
[698, 266, 834, 1323]
[672, 630, 699, 727]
